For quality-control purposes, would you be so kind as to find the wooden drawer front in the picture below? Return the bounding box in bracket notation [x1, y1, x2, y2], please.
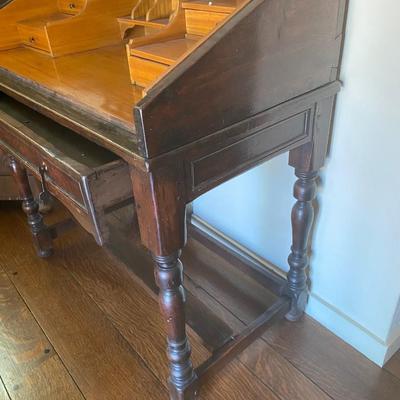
[0, 93, 133, 245]
[58, 0, 85, 15]
[185, 10, 229, 36]
[128, 56, 169, 87]
[0, 129, 84, 207]
[189, 108, 312, 195]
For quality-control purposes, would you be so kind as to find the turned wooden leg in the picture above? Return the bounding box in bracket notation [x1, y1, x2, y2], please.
[285, 97, 335, 320]
[8, 157, 53, 258]
[131, 165, 198, 400]
[285, 169, 318, 321]
[153, 252, 198, 400]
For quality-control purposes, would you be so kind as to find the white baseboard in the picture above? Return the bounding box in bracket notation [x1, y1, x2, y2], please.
[306, 293, 398, 366]
[191, 213, 400, 367]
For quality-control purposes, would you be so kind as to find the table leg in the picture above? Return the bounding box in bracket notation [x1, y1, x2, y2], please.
[153, 252, 198, 399]
[8, 157, 53, 258]
[285, 96, 334, 320]
[285, 169, 318, 321]
[130, 166, 198, 400]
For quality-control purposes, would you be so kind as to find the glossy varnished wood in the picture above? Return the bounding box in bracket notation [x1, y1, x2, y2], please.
[1, 0, 140, 56]
[0, 1, 349, 398]
[0, 208, 167, 400]
[0, 266, 84, 400]
[0, 46, 142, 159]
[0, 204, 282, 400]
[64, 227, 280, 400]
[136, 0, 347, 157]
[0, 93, 134, 245]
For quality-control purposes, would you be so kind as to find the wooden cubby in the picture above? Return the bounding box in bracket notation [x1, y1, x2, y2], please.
[126, 0, 242, 88]
[0, 0, 139, 57]
[117, 0, 179, 40]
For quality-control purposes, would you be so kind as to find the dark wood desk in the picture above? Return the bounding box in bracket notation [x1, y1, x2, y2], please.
[0, 0, 347, 398]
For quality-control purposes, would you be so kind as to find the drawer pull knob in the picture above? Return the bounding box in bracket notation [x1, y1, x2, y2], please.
[29, 37, 35, 43]
[69, 3, 76, 8]
[38, 163, 53, 214]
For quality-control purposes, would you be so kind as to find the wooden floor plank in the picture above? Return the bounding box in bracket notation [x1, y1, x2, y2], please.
[183, 222, 400, 400]
[3, 202, 400, 400]
[384, 351, 400, 380]
[183, 233, 277, 321]
[184, 269, 333, 400]
[0, 267, 83, 400]
[106, 213, 234, 352]
[240, 339, 333, 400]
[54, 222, 281, 399]
[0, 208, 166, 400]
[106, 208, 329, 400]
[263, 318, 400, 400]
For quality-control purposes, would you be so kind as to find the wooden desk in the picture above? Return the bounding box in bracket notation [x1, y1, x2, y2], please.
[0, 0, 347, 398]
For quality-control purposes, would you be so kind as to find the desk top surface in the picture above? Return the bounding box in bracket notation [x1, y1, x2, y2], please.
[0, 45, 143, 160]
[0, 0, 346, 161]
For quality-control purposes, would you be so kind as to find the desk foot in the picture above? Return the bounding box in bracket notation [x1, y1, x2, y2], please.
[153, 253, 197, 399]
[8, 157, 53, 258]
[168, 377, 199, 400]
[285, 170, 318, 321]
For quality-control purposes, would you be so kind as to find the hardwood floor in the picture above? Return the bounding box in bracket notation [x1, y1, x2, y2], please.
[0, 201, 399, 400]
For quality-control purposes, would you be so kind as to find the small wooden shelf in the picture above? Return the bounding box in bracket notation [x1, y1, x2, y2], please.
[126, 0, 238, 88]
[118, 15, 170, 30]
[182, 0, 238, 13]
[0, 0, 139, 57]
[131, 38, 198, 65]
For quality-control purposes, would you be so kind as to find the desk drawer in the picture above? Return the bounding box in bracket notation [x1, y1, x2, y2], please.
[0, 93, 133, 245]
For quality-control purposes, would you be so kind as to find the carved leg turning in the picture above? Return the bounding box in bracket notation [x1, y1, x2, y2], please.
[286, 169, 318, 321]
[153, 252, 198, 399]
[131, 165, 198, 399]
[8, 157, 53, 258]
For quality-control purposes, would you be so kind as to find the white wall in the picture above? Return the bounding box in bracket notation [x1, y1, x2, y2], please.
[193, 0, 400, 366]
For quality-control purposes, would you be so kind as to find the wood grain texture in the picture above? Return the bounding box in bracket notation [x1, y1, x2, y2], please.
[182, 229, 334, 400]
[1, 204, 400, 400]
[0, 45, 142, 141]
[0, 209, 167, 400]
[52, 214, 281, 399]
[0, 267, 83, 400]
[186, 232, 400, 400]
[0, 0, 58, 50]
[106, 210, 234, 352]
[263, 318, 400, 400]
[0, 93, 133, 245]
[136, 0, 347, 157]
[107, 207, 338, 400]
[1, 0, 139, 56]
[240, 339, 332, 400]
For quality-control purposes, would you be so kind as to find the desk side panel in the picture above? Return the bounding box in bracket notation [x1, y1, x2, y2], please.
[137, 0, 347, 158]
